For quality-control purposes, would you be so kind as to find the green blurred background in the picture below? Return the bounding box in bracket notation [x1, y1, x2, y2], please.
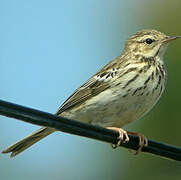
[1, 0, 181, 179]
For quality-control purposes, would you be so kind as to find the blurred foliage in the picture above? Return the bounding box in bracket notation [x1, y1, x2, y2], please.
[121, 1, 181, 180]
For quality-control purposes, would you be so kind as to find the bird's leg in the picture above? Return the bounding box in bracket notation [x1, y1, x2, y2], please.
[107, 127, 129, 148]
[127, 131, 148, 154]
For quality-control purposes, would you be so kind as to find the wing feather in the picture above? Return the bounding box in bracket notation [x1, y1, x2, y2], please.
[56, 77, 110, 115]
[56, 56, 123, 115]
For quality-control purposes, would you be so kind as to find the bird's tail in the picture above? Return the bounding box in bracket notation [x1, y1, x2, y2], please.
[2, 127, 55, 157]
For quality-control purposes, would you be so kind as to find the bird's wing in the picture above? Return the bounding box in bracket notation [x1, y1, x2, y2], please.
[56, 58, 122, 115]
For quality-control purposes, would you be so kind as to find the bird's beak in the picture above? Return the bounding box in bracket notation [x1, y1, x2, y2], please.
[162, 36, 181, 44]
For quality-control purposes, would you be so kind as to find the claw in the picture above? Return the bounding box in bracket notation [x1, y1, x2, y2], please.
[127, 131, 148, 154]
[107, 127, 129, 148]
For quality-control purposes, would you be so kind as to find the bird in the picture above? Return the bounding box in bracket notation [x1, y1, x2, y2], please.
[2, 29, 180, 157]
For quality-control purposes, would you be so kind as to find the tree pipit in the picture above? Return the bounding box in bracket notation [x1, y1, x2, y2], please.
[2, 29, 180, 157]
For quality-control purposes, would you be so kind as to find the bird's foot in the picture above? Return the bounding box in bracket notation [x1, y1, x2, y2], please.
[127, 131, 148, 154]
[107, 127, 129, 148]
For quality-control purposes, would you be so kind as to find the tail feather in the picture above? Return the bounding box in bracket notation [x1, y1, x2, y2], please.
[2, 127, 55, 157]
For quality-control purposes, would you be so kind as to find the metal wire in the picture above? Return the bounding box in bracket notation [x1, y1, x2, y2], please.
[0, 99, 180, 161]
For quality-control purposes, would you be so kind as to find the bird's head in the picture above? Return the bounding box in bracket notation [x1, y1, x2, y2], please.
[125, 29, 180, 59]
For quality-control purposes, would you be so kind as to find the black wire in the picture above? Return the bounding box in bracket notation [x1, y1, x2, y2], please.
[0, 99, 180, 161]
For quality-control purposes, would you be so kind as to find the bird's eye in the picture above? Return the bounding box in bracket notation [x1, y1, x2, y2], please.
[145, 38, 153, 44]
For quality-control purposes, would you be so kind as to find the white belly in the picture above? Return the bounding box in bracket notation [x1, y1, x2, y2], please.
[61, 64, 166, 128]
[61, 79, 165, 128]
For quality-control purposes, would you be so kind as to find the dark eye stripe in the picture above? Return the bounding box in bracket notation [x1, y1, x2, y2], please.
[137, 38, 155, 43]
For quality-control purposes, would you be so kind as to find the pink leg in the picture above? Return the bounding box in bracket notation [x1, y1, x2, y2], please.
[107, 127, 129, 148]
[127, 131, 148, 154]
